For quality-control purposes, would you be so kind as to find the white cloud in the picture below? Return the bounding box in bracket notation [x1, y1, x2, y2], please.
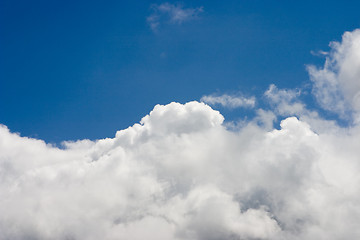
[2, 98, 360, 239]
[201, 94, 256, 109]
[307, 29, 360, 122]
[310, 50, 329, 57]
[2, 30, 360, 240]
[263, 84, 343, 135]
[264, 84, 305, 116]
[147, 3, 203, 31]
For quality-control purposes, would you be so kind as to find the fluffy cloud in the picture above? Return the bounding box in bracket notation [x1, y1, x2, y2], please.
[2, 29, 360, 240]
[307, 29, 360, 122]
[2, 101, 360, 239]
[201, 94, 256, 109]
[264, 84, 304, 116]
[147, 3, 203, 31]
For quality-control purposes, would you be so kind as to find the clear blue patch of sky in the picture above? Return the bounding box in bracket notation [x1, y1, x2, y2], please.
[1, 0, 359, 143]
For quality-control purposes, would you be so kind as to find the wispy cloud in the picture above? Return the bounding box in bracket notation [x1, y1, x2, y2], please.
[310, 50, 329, 57]
[201, 93, 256, 109]
[307, 29, 360, 122]
[147, 2, 203, 31]
[264, 84, 305, 116]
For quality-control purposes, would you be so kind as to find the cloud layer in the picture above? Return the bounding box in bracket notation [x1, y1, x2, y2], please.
[1, 29, 360, 240]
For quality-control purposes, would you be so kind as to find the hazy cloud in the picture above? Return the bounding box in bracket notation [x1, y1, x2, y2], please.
[310, 50, 329, 57]
[147, 2, 203, 31]
[201, 94, 256, 109]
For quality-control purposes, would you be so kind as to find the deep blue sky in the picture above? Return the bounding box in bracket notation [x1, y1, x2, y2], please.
[1, 0, 359, 143]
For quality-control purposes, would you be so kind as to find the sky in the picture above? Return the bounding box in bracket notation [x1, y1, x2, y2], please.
[1, 1, 360, 240]
[1, 0, 360, 142]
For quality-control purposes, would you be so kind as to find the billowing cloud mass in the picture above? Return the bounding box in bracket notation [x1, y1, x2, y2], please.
[201, 94, 255, 109]
[147, 3, 203, 31]
[1, 29, 360, 240]
[307, 29, 360, 122]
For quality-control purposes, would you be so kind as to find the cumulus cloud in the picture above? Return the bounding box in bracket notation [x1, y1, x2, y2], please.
[147, 2, 203, 31]
[201, 94, 256, 109]
[307, 29, 360, 122]
[2, 29, 360, 240]
[2, 99, 360, 239]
